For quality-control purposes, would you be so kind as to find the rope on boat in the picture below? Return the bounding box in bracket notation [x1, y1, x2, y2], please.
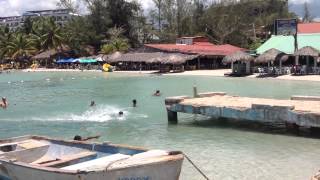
[169, 151, 210, 180]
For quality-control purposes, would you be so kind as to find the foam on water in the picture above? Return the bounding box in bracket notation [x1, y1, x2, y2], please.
[30, 105, 145, 122]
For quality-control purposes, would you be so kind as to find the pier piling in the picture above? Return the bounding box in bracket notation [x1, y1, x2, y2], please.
[167, 110, 178, 123]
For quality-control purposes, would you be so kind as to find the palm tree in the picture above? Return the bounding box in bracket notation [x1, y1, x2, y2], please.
[42, 18, 64, 50]
[0, 27, 11, 60]
[101, 38, 129, 54]
[6, 33, 36, 61]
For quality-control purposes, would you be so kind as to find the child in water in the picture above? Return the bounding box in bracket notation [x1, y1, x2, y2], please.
[0, 97, 8, 109]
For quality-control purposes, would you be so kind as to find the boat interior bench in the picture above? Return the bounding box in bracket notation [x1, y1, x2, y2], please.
[62, 153, 130, 171]
[36, 151, 97, 168]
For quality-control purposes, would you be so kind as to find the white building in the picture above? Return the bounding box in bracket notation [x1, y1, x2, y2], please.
[0, 9, 77, 30]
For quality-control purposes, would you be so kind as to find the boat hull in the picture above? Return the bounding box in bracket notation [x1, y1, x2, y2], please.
[0, 155, 183, 180]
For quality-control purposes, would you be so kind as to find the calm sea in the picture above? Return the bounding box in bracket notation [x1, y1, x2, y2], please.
[1, 71, 320, 179]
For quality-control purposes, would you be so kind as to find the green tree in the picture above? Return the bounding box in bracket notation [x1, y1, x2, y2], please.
[38, 18, 64, 50]
[5, 33, 36, 60]
[101, 27, 130, 54]
[303, 2, 313, 23]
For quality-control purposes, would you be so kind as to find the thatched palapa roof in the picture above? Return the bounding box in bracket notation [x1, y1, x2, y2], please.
[294, 46, 320, 57]
[255, 48, 286, 63]
[32, 49, 57, 60]
[32, 45, 70, 60]
[104, 52, 198, 65]
[222, 51, 254, 64]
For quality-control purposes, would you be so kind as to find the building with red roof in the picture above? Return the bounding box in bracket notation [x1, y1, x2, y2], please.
[144, 36, 244, 69]
[298, 23, 320, 34]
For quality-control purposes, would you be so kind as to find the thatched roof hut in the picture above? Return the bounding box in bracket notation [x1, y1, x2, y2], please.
[32, 49, 57, 60]
[222, 51, 254, 64]
[294, 46, 320, 57]
[255, 48, 286, 64]
[104, 52, 198, 65]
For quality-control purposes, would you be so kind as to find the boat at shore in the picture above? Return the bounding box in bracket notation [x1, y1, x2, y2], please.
[0, 135, 184, 180]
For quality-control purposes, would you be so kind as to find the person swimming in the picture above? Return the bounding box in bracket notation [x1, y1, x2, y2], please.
[132, 99, 137, 107]
[153, 90, 161, 96]
[0, 97, 8, 109]
[73, 135, 100, 141]
[90, 100, 96, 107]
[118, 111, 124, 116]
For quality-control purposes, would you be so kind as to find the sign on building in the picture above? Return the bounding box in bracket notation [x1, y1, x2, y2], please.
[274, 19, 297, 36]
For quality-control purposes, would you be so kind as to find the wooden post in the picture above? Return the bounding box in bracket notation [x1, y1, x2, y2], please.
[231, 62, 234, 73]
[279, 59, 282, 74]
[167, 109, 178, 123]
[193, 86, 198, 98]
[295, 56, 299, 65]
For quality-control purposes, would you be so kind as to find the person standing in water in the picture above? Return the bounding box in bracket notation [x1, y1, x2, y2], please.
[132, 99, 137, 107]
[0, 97, 8, 109]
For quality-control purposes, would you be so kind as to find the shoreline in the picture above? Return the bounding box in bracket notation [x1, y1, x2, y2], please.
[11, 68, 320, 82]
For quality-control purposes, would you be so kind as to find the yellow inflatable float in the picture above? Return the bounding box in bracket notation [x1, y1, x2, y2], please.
[102, 64, 113, 72]
[30, 64, 39, 70]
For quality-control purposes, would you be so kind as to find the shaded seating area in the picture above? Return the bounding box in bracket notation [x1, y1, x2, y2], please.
[255, 48, 289, 77]
[104, 52, 198, 73]
[222, 51, 254, 76]
[293, 46, 320, 75]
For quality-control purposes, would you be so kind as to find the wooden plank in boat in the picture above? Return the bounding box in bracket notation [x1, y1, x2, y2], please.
[40, 151, 97, 168]
[18, 140, 48, 149]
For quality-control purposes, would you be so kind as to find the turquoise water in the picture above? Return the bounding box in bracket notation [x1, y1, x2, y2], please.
[1, 71, 320, 179]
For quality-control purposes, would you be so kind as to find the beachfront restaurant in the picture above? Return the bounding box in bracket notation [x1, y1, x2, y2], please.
[103, 52, 198, 73]
[143, 36, 243, 70]
[256, 34, 320, 75]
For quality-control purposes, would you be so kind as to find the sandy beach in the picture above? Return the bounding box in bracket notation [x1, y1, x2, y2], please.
[18, 68, 320, 82]
[21, 68, 102, 72]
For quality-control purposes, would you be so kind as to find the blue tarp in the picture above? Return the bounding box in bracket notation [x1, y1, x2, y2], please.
[56, 58, 77, 64]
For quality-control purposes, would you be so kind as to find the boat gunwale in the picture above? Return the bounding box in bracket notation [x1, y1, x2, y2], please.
[0, 135, 184, 175]
[0, 154, 184, 175]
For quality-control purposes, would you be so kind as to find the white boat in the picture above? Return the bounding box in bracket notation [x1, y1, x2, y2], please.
[0, 135, 184, 180]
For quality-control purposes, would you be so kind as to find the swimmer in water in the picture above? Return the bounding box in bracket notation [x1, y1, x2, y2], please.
[132, 99, 137, 107]
[0, 97, 8, 109]
[90, 100, 96, 107]
[153, 90, 161, 96]
[73, 135, 100, 141]
[118, 111, 124, 116]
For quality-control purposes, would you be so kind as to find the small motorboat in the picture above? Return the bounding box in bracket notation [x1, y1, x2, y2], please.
[0, 135, 184, 180]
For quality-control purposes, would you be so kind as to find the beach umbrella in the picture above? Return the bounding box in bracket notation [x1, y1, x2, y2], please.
[255, 48, 286, 64]
[78, 59, 97, 63]
[222, 51, 254, 64]
[294, 46, 320, 57]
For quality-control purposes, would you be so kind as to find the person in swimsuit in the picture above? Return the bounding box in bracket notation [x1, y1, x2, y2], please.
[0, 97, 8, 109]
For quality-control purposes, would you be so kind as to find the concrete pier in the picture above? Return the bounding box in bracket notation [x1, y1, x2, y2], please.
[165, 92, 320, 128]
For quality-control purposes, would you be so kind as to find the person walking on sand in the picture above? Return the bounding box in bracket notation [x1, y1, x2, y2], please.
[0, 97, 8, 109]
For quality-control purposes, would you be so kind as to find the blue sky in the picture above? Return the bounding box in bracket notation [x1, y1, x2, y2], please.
[0, 0, 318, 18]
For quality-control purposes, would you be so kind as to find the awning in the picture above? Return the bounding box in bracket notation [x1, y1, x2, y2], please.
[56, 58, 77, 63]
[78, 59, 97, 63]
[256, 34, 320, 55]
